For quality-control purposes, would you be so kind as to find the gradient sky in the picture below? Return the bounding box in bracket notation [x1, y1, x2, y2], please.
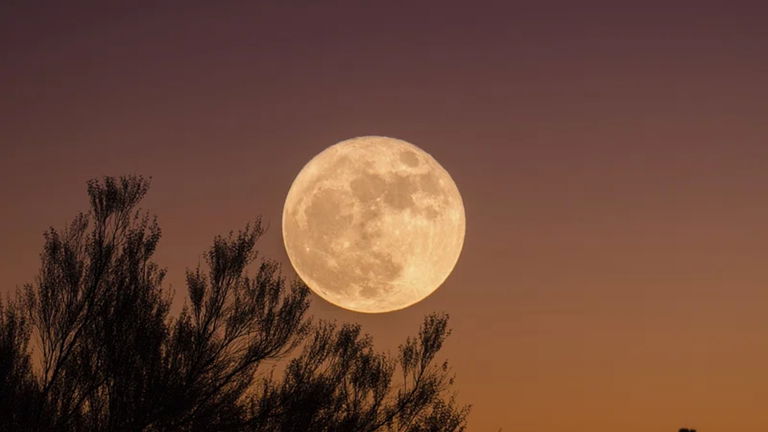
[2, 2, 768, 430]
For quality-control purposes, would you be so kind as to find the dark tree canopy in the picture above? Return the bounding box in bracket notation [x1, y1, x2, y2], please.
[0, 176, 469, 432]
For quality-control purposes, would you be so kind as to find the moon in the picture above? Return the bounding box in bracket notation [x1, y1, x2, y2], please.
[282, 136, 465, 313]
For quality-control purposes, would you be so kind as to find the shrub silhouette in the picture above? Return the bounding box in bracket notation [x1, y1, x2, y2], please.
[0, 176, 468, 432]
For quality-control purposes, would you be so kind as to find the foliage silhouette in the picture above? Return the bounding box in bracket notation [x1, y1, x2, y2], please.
[0, 175, 468, 432]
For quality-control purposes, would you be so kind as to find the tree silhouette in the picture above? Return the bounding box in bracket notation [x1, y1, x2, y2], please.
[0, 176, 468, 431]
[0, 297, 40, 429]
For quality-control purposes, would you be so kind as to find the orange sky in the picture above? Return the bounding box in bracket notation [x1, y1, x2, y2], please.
[2, 2, 767, 430]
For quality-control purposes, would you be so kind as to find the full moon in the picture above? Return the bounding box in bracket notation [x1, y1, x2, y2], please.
[282, 136, 465, 313]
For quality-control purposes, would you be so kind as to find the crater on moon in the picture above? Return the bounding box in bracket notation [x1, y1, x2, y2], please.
[282, 136, 465, 313]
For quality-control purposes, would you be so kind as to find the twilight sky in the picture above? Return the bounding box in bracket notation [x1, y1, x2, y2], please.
[2, 1, 768, 430]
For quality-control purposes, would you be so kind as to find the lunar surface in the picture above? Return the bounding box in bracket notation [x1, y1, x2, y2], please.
[282, 136, 465, 313]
